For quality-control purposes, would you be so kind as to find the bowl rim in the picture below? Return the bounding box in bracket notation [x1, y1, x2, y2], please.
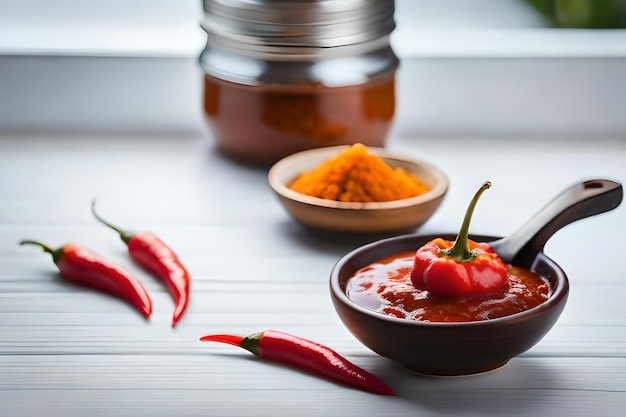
[268, 145, 449, 210]
[329, 233, 570, 328]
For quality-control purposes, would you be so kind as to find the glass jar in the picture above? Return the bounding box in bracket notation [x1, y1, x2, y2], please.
[200, 0, 399, 165]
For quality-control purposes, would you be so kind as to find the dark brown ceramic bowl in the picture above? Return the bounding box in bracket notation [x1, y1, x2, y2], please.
[330, 233, 568, 376]
[330, 179, 622, 376]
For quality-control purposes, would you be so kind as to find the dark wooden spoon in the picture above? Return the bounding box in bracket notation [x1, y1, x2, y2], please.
[489, 179, 623, 268]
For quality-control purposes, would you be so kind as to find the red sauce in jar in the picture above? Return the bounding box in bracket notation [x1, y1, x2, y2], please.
[203, 73, 396, 165]
[347, 251, 551, 322]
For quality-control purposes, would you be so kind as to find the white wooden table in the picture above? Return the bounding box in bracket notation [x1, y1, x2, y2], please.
[1, 134, 625, 417]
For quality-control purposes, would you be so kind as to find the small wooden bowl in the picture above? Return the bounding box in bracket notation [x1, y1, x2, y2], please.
[267, 146, 449, 234]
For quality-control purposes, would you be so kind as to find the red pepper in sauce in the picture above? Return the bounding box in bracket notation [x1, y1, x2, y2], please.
[410, 181, 508, 298]
[199, 330, 395, 396]
[20, 240, 152, 318]
[91, 202, 190, 327]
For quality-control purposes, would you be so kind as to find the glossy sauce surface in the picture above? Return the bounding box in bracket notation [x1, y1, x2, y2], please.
[347, 251, 551, 322]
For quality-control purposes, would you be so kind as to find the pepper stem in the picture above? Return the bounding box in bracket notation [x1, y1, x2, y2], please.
[442, 181, 491, 262]
[91, 200, 134, 244]
[240, 332, 262, 356]
[199, 333, 261, 356]
[19, 240, 63, 264]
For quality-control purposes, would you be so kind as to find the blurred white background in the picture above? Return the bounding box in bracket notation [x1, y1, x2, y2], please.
[0, 0, 625, 136]
[3, 0, 626, 57]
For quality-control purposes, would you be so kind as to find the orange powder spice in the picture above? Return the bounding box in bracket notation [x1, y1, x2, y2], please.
[288, 144, 430, 202]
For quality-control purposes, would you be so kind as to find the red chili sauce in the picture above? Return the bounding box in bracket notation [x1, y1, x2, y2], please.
[346, 251, 551, 322]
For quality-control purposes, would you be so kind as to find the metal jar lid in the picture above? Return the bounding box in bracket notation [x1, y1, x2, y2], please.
[201, 0, 396, 61]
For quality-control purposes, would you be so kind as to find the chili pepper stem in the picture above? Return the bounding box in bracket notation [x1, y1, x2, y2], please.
[91, 200, 135, 244]
[200, 334, 263, 356]
[239, 333, 262, 356]
[443, 181, 491, 262]
[19, 240, 63, 264]
[200, 334, 247, 348]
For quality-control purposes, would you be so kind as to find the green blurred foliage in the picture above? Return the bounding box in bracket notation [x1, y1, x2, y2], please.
[528, 0, 626, 28]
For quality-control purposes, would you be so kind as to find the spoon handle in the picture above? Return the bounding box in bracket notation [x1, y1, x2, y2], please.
[490, 179, 623, 268]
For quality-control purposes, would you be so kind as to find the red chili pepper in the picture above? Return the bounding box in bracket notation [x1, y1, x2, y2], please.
[20, 240, 152, 318]
[91, 201, 190, 327]
[199, 330, 395, 396]
[410, 181, 508, 298]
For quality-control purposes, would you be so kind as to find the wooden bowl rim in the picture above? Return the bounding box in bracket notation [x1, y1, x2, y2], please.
[268, 145, 449, 211]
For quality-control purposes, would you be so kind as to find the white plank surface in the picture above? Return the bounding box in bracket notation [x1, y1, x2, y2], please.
[1, 134, 625, 416]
